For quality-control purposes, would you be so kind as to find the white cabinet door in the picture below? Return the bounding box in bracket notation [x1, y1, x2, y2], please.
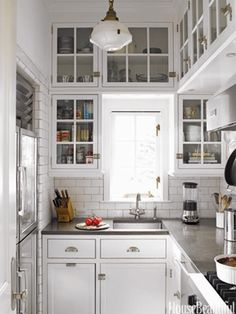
[47, 263, 95, 314]
[0, 0, 16, 313]
[100, 263, 166, 314]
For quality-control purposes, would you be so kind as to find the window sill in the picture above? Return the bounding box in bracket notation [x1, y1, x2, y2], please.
[101, 199, 172, 203]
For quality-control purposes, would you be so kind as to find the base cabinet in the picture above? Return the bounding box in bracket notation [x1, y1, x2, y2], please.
[47, 263, 95, 314]
[100, 263, 166, 314]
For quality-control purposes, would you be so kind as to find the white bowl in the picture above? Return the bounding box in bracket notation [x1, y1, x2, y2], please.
[214, 254, 236, 284]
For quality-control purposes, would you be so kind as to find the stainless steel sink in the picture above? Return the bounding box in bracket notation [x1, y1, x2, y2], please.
[113, 218, 162, 230]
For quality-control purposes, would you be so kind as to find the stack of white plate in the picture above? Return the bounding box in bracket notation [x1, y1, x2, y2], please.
[185, 125, 201, 142]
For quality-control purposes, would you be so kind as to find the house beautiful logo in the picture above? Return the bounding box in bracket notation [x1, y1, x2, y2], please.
[167, 302, 232, 314]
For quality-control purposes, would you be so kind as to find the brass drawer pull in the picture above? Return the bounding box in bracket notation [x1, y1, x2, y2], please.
[127, 246, 140, 253]
[65, 246, 78, 253]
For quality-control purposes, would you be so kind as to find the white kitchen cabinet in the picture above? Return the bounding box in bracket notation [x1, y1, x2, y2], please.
[52, 24, 99, 87]
[103, 23, 175, 87]
[100, 263, 166, 314]
[178, 0, 235, 93]
[47, 263, 95, 314]
[50, 95, 100, 174]
[171, 95, 226, 176]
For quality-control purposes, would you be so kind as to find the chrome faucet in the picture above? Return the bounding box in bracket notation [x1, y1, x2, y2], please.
[130, 193, 145, 219]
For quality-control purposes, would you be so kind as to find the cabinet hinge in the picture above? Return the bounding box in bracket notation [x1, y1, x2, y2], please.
[93, 153, 101, 160]
[176, 24, 179, 32]
[156, 124, 160, 136]
[169, 72, 176, 78]
[176, 73, 180, 82]
[98, 273, 106, 280]
[170, 269, 173, 278]
[176, 153, 183, 160]
[188, 0, 190, 10]
[156, 176, 160, 189]
[93, 71, 100, 78]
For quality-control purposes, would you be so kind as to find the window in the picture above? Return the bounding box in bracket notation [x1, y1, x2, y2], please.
[110, 112, 161, 200]
[102, 94, 172, 202]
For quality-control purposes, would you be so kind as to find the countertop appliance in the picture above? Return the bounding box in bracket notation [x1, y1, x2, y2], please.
[207, 84, 236, 132]
[182, 182, 199, 224]
[15, 127, 37, 314]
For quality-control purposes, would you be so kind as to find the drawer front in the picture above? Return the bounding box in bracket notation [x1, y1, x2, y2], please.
[100, 239, 166, 259]
[47, 239, 96, 258]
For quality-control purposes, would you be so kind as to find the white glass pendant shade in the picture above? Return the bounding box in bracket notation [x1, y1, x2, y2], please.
[90, 0, 132, 51]
[90, 20, 132, 51]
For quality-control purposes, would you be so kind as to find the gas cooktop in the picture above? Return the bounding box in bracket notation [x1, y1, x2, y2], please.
[206, 271, 236, 314]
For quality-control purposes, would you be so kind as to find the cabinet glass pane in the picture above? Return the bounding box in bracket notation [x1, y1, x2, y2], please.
[184, 45, 189, 73]
[129, 56, 147, 82]
[57, 144, 74, 164]
[192, 30, 197, 64]
[203, 144, 221, 164]
[57, 122, 74, 142]
[76, 28, 93, 53]
[183, 144, 201, 164]
[128, 28, 147, 53]
[76, 144, 94, 164]
[203, 99, 207, 119]
[183, 100, 201, 119]
[198, 0, 203, 19]
[107, 56, 126, 82]
[150, 28, 168, 54]
[76, 100, 93, 120]
[76, 56, 93, 83]
[57, 56, 74, 82]
[203, 122, 221, 142]
[180, 20, 183, 47]
[184, 11, 188, 42]
[57, 100, 74, 120]
[198, 21, 204, 58]
[57, 28, 74, 54]
[219, 0, 227, 34]
[210, 1, 217, 43]
[150, 56, 168, 82]
[192, 0, 197, 28]
[76, 122, 93, 142]
[183, 122, 201, 142]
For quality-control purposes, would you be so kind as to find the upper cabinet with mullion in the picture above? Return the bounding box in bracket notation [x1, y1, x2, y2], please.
[103, 23, 174, 87]
[52, 24, 99, 87]
[178, 0, 235, 93]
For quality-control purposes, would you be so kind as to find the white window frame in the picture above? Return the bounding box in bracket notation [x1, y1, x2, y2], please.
[102, 94, 173, 202]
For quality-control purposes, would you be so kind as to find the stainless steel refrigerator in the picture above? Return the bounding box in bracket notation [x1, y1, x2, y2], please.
[15, 127, 37, 314]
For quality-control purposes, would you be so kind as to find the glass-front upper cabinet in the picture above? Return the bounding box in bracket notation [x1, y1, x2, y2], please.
[178, 95, 224, 169]
[103, 23, 174, 87]
[179, 9, 190, 78]
[52, 95, 99, 169]
[208, 0, 232, 45]
[52, 25, 99, 86]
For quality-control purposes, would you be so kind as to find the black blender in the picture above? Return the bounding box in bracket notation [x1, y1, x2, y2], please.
[182, 182, 199, 224]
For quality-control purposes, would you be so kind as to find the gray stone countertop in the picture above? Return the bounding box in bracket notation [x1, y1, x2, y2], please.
[41, 218, 169, 235]
[163, 219, 236, 273]
[41, 218, 236, 274]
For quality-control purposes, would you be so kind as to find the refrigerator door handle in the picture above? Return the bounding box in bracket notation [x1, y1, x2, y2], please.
[18, 268, 28, 314]
[18, 166, 27, 217]
[11, 257, 17, 311]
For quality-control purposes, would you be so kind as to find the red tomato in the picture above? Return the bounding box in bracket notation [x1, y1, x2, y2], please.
[93, 216, 102, 226]
[85, 217, 93, 226]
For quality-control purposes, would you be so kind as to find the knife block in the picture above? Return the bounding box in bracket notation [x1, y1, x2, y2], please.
[55, 198, 75, 222]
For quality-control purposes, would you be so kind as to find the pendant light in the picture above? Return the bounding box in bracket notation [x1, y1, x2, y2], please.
[90, 0, 132, 51]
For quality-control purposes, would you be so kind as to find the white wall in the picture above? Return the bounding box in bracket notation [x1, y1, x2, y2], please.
[16, 0, 50, 79]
